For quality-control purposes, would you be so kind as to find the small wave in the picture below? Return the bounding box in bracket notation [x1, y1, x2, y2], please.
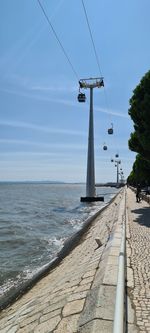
[64, 203, 106, 231]
[0, 272, 24, 296]
[22, 267, 42, 280]
[69, 218, 83, 231]
[46, 236, 66, 250]
[52, 207, 66, 213]
[0, 279, 14, 296]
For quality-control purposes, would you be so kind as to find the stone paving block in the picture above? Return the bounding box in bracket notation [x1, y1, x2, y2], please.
[127, 267, 134, 288]
[67, 291, 88, 302]
[126, 222, 130, 233]
[74, 283, 91, 293]
[82, 269, 96, 279]
[19, 312, 41, 328]
[23, 302, 49, 317]
[63, 299, 85, 317]
[91, 269, 104, 289]
[45, 294, 66, 306]
[40, 308, 61, 323]
[80, 277, 93, 285]
[54, 314, 80, 333]
[127, 296, 136, 324]
[43, 299, 66, 314]
[0, 325, 18, 333]
[79, 319, 113, 333]
[109, 246, 120, 257]
[34, 315, 61, 333]
[96, 285, 116, 320]
[103, 263, 118, 286]
[106, 255, 119, 266]
[127, 257, 131, 267]
[126, 244, 131, 257]
[0, 316, 13, 329]
[17, 320, 38, 333]
[78, 287, 99, 327]
[58, 286, 77, 296]
[112, 231, 122, 238]
[111, 237, 121, 247]
[54, 279, 78, 291]
[127, 323, 139, 332]
[15, 303, 36, 318]
[65, 279, 81, 288]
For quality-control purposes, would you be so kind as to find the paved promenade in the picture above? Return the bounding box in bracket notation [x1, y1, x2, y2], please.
[126, 188, 150, 333]
[0, 187, 149, 332]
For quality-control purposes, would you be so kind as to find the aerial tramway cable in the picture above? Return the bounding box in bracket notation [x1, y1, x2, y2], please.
[81, 0, 103, 77]
[37, 0, 113, 138]
[81, 0, 114, 136]
[37, 0, 79, 81]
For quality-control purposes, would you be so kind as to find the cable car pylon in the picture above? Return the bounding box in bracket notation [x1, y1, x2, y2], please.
[79, 77, 104, 202]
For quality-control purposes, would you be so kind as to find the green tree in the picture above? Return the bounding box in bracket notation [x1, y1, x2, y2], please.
[127, 154, 150, 186]
[128, 70, 150, 161]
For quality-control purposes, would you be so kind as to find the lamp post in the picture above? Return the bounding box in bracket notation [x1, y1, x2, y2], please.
[79, 77, 104, 202]
[111, 158, 121, 188]
[120, 170, 124, 184]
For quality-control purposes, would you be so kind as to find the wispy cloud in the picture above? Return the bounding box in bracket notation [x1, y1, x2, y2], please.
[0, 139, 87, 150]
[31, 84, 77, 93]
[0, 86, 129, 119]
[94, 106, 128, 118]
[52, 97, 128, 118]
[0, 87, 74, 105]
[0, 151, 76, 157]
[0, 120, 86, 137]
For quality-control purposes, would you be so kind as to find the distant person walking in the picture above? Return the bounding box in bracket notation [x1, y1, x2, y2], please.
[136, 184, 141, 202]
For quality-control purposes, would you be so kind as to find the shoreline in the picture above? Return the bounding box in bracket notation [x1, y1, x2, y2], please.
[0, 187, 132, 333]
[2, 187, 146, 332]
[0, 190, 120, 311]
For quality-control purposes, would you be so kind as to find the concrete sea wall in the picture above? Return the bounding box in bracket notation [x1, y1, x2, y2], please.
[0, 188, 140, 333]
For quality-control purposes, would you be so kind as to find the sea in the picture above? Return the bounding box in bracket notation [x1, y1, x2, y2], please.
[0, 182, 119, 305]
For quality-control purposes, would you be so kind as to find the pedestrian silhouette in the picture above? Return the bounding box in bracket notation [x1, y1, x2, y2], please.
[136, 184, 141, 202]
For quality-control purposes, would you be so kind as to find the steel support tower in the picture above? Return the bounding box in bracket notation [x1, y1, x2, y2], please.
[80, 78, 104, 202]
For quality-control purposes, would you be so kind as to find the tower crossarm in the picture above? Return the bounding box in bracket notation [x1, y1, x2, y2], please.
[79, 77, 104, 89]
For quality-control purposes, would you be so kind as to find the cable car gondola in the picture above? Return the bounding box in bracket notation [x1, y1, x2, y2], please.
[103, 144, 107, 151]
[78, 92, 86, 103]
[108, 123, 113, 135]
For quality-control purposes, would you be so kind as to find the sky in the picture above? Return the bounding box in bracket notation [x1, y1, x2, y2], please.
[0, 0, 150, 183]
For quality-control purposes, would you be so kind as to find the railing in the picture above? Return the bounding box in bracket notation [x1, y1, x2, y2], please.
[113, 195, 126, 333]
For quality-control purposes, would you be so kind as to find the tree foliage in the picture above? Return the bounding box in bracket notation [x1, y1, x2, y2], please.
[127, 154, 150, 186]
[128, 70, 150, 161]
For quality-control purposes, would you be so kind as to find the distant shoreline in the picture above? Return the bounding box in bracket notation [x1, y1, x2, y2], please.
[0, 181, 85, 185]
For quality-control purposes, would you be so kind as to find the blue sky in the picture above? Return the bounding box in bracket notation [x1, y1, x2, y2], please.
[0, 0, 149, 182]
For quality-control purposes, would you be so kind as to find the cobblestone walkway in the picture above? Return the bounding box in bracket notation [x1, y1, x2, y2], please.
[127, 188, 150, 333]
[0, 191, 124, 333]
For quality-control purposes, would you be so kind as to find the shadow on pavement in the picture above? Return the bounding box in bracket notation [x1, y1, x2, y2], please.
[131, 207, 150, 228]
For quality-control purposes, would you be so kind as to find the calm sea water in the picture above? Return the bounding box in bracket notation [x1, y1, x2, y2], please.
[0, 183, 118, 303]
